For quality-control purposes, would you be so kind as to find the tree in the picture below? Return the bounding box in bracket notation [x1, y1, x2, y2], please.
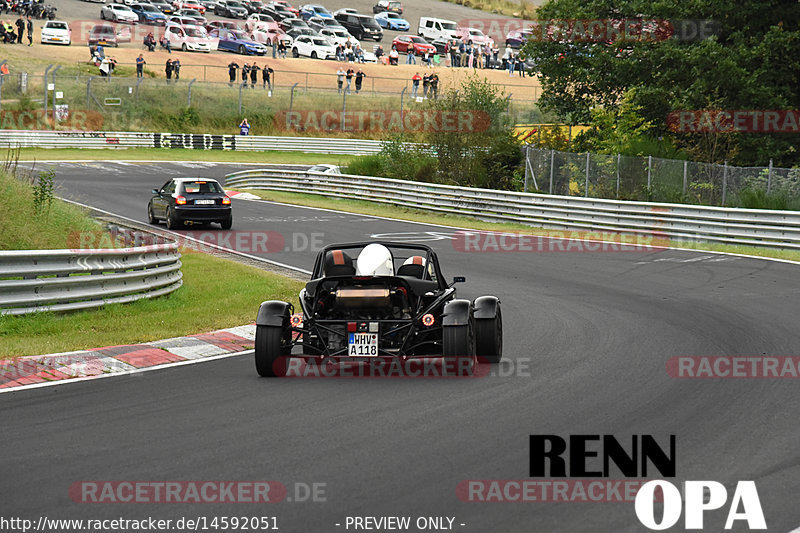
[524, 0, 800, 166]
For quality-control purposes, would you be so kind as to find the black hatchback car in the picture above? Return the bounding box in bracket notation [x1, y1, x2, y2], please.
[148, 177, 232, 229]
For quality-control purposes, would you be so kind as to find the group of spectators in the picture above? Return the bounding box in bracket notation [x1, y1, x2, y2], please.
[89, 45, 118, 76]
[446, 40, 502, 69]
[0, 16, 31, 45]
[335, 41, 366, 63]
[228, 60, 274, 91]
[165, 57, 181, 80]
[410, 72, 439, 99]
[336, 67, 365, 94]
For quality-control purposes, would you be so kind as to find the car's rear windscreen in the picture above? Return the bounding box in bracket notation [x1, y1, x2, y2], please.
[181, 181, 224, 194]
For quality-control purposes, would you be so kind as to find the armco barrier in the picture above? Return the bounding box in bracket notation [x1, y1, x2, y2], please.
[0, 130, 386, 155]
[224, 169, 800, 250]
[0, 227, 182, 315]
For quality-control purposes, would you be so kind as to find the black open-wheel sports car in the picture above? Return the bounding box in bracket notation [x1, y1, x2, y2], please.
[254, 242, 503, 377]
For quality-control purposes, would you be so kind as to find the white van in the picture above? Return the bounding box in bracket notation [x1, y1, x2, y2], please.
[418, 17, 458, 41]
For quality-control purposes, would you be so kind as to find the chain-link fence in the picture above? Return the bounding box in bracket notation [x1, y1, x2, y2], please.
[523, 146, 800, 209]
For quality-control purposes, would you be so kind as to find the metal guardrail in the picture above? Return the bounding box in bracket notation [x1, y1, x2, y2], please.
[225, 169, 800, 250]
[0, 130, 385, 155]
[0, 226, 182, 316]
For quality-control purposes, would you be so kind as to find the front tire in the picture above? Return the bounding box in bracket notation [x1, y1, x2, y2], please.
[255, 324, 292, 377]
[238, 44, 245, 54]
[310, 50, 317, 59]
[292, 47, 299, 57]
[475, 307, 502, 363]
[181, 42, 187, 51]
[442, 321, 476, 376]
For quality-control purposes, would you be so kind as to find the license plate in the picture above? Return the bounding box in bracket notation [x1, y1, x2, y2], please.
[52, 37, 61, 41]
[348, 333, 378, 357]
[195, 199, 215, 205]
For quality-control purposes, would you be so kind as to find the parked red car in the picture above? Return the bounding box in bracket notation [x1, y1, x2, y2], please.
[391, 34, 435, 54]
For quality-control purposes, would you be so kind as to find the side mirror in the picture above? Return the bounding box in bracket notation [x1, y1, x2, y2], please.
[453, 276, 466, 284]
[151, 188, 159, 194]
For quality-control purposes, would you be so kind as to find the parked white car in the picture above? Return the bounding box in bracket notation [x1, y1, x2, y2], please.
[251, 22, 292, 46]
[40, 20, 71, 45]
[319, 27, 358, 48]
[164, 23, 215, 51]
[455, 26, 494, 46]
[101, 3, 139, 23]
[418, 16, 458, 41]
[245, 13, 275, 31]
[291, 34, 335, 59]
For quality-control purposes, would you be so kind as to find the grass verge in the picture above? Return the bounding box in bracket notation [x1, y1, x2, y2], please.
[17, 147, 354, 166]
[0, 251, 303, 358]
[241, 188, 800, 263]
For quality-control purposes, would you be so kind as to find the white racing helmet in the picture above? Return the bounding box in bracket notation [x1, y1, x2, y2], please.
[356, 243, 394, 276]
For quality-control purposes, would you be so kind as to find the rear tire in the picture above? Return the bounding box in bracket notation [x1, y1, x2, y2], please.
[220, 215, 232, 230]
[255, 324, 292, 377]
[181, 42, 187, 51]
[310, 50, 317, 59]
[442, 321, 475, 376]
[475, 307, 502, 364]
[147, 204, 158, 224]
[238, 44, 245, 54]
[165, 207, 179, 229]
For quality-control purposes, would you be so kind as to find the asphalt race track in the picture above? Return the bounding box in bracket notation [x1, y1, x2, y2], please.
[3, 161, 800, 532]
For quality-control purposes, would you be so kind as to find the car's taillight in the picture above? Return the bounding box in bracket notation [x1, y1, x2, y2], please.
[222, 196, 231, 205]
[175, 195, 187, 205]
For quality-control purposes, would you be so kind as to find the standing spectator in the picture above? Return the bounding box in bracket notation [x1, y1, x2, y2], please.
[345, 67, 353, 94]
[228, 60, 239, 85]
[422, 72, 430, 98]
[249, 62, 259, 88]
[423, 49, 431, 67]
[430, 73, 439, 99]
[516, 53, 524, 77]
[411, 72, 420, 98]
[483, 43, 490, 68]
[14, 15, 23, 43]
[241, 62, 250, 84]
[25, 16, 31, 46]
[492, 45, 499, 69]
[406, 46, 415, 64]
[239, 118, 250, 135]
[165, 58, 173, 81]
[354, 69, 364, 93]
[136, 53, 146, 77]
[172, 58, 180, 79]
[506, 48, 514, 75]
[458, 40, 467, 68]
[336, 66, 345, 93]
[262, 63, 273, 94]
